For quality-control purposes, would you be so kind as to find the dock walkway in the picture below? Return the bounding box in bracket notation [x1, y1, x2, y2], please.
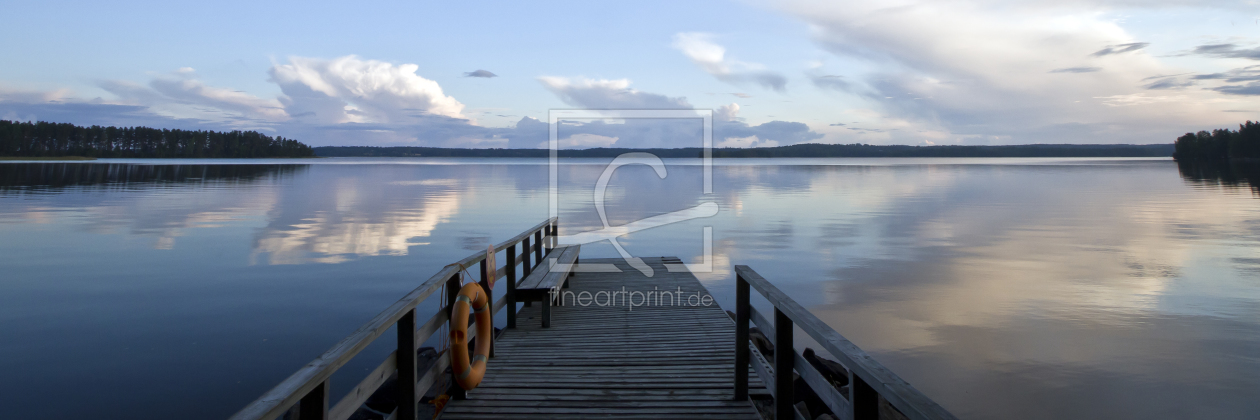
[230, 218, 957, 420]
[441, 256, 764, 420]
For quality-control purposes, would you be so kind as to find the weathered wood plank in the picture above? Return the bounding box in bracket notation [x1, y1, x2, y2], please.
[795, 351, 853, 420]
[440, 256, 760, 420]
[443, 411, 750, 418]
[328, 350, 395, 420]
[415, 349, 451, 401]
[749, 342, 775, 396]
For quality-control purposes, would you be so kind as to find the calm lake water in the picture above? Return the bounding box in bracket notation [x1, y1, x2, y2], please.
[1, 157, 1258, 419]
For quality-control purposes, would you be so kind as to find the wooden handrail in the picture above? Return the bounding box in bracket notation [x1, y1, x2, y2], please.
[229, 217, 557, 420]
[734, 265, 957, 420]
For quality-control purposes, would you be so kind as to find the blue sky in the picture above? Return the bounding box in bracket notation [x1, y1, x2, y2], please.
[1, 0, 1258, 147]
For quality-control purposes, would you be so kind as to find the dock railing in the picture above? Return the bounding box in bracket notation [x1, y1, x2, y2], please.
[229, 218, 559, 420]
[734, 265, 958, 420]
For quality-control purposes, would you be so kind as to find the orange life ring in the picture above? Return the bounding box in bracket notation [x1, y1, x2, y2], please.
[449, 282, 492, 390]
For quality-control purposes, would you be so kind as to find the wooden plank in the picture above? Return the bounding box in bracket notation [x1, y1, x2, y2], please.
[514, 258, 552, 292]
[415, 349, 451, 401]
[439, 256, 762, 420]
[493, 343, 732, 352]
[328, 351, 395, 420]
[485, 359, 739, 367]
[749, 342, 775, 396]
[749, 305, 775, 337]
[795, 351, 853, 420]
[467, 388, 745, 397]
[441, 406, 756, 414]
[446, 400, 757, 408]
[414, 308, 448, 349]
[443, 411, 750, 418]
[518, 245, 579, 290]
[734, 265, 958, 420]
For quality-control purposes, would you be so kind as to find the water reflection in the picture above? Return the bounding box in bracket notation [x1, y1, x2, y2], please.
[1177, 159, 1260, 196]
[0, 163, 306, 191]
[251, 189, 462, 265]
[1, 158, 1259, 420]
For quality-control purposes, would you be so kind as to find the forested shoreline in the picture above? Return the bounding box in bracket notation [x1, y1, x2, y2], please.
[316, 143, 1174, 158]
[3, 118, 1210, 160]
[1173, 121, 1260, 161]
[0, 120, 315, 158]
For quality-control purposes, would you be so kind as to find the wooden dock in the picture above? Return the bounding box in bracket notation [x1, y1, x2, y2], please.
[441, 257, 764, 420]
[229, 218, 957, 420]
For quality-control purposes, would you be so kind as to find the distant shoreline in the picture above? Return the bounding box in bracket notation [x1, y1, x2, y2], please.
[0, 144, 1178, 161]
[314, 143, 1175, 158]
[0, 156, 96, 161]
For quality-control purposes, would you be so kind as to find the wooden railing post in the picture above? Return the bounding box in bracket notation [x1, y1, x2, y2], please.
[552, 220, 559, 249]
[396, 308, 417, 420]
[774, 308, 794, 420]
[479, 256, 494, 358]
[734, 274, 751, 401]
[445, 273, 467, 400]
[851, 372, 879, 420]
[534, 229, 543, 263]
[506, 243, 517, 329]
[296, 380, 327, 420]
[521, 237, 532, 277]
[543, 223, 552, 255]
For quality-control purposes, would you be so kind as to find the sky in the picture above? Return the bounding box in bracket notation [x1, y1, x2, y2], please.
[1, 0, 1258, 148]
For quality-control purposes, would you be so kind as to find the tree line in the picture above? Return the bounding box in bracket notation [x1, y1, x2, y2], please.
[1173, 120, 1260, 161]
[315, 143, 1174, 158]
[0, 120, 315, 158]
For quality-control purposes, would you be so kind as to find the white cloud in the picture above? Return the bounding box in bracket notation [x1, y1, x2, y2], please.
[537, 76, 690, 109]
[1093, 93, 1181, 107]
[149, 77, 288, 121]
[1, 58, 821, 149]
[86, 68, 291, 126]
[716, 102, 741, 121]
[673, 33, 787, 92]
[717, 135, 779, 148]
[5, 56, 489, 146]
[778, 0, 1248, 144]
[535, 77, 822, 147]
[270, 55, 465, 124]
[0, 86, 73, 106]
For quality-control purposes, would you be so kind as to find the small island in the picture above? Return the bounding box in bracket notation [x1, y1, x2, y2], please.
[1173, 120, 1260, 194]
[1173, 120, 1260, 161]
